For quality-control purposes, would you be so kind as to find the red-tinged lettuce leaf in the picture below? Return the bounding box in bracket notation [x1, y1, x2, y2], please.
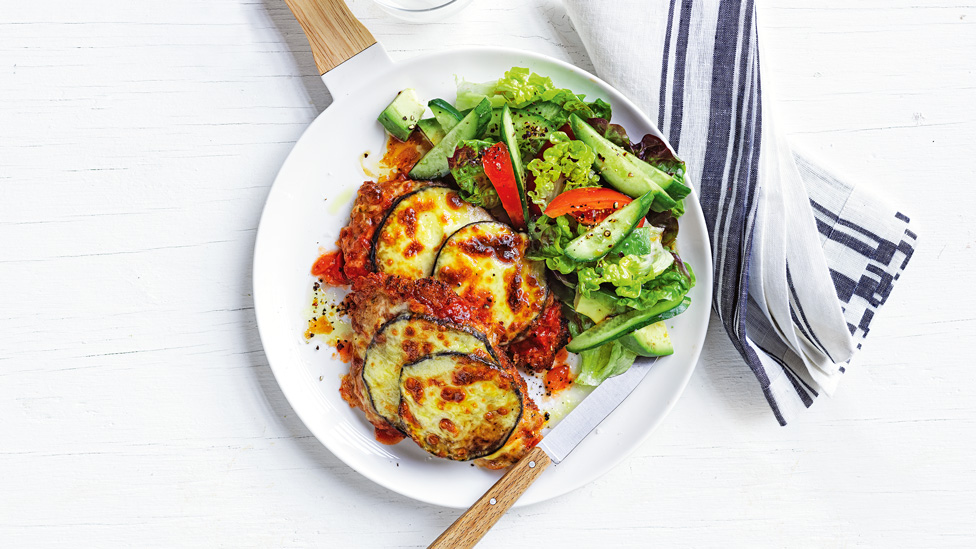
[632, 134, 686, 184]
[448, 140, 501, 209]
[645, 210, 679, 248]
[586, 117, 632, 149]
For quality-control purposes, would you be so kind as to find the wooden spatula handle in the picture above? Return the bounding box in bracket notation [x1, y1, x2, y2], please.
[283, 0, 376, 75]
[429, 446, 552, 549]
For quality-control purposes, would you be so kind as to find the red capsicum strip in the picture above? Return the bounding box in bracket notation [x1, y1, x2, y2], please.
[544, 187, 645, 227]
[482, 142, 526, 229]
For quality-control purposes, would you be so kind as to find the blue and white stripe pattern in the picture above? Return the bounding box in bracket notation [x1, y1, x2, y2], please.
[565, 0, 917, 423]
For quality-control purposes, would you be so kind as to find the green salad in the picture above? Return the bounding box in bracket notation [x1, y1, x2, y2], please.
[376, 68, 695, 387]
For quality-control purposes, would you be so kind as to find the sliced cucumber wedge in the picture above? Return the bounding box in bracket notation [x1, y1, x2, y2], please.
[574, 290, 621, 323]
[417, 118, 446, 145]
[618, 321, 674, 357]
[563, 190, 656, 262]
[566, 296, 690, 353]
[629, 152, 693, 201]
[569, 114, 676, 211]
[409, 99, 492, 180]
[428, 99, 463, 132]
[499, 104, 530, 227]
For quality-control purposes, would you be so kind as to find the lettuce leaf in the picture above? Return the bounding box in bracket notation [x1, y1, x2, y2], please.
[448, 140, 500, 209]
[528, 215, 577, 265]
[585, 117, 632, 148]
[456, 80, 509, 110]
[575, 340, 638, 386]
[645, 210, 680, 248]
[456, 68, 612, 125]
[526, 134, 600, 209]
[632, 133, 686, 183]
[575, 227, 675, 298]
[612, 263, 696, 311]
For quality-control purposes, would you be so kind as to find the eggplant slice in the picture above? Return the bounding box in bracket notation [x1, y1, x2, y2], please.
[362, 313, 496, 428]
[398, 352, 523, 461]
[431, 221, 548, 343]
[371, 186, 492, 279]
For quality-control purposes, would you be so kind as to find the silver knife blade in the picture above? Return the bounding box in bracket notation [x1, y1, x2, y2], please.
[537, 359, 656, 464]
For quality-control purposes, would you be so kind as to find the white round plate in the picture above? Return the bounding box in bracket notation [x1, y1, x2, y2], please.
[253, 48, 713, 509]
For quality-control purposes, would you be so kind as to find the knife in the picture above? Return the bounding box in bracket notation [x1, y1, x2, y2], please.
[428, 358, 658, 548]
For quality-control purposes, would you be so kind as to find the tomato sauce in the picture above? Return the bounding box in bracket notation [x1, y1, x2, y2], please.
[334, 338, 352, 364]
[311, 250, 348, 286]
[374, 425, 406, 445]
[379, 132, 430, 181]
[544, 364, 573, 394]
[508, 300, 569, 372]
[304, 317, 334, 339]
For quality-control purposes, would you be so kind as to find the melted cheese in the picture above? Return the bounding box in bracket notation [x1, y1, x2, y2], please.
[373, 187, 492, 279]
[362, 315, 492, 426]
[432, 221, 547, 343]
[399, 353, 522, 461]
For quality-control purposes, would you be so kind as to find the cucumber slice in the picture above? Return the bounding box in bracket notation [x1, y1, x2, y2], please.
[378, 88, 426, 142]
[567, 297, 690, 353]
[610, 226, 661, 257]
[417, 118, 446, 145]
[563, 190, 656, 262]
[574, 290, 621, 323]
[409, 99, 492, 180]
[629, 152, 693, 201]
[499, 104, 530, 226]
[479, 108, 502, 139]
[618, 321, 674, 357]
[522, 101, 565, 122]
[428, 99, 463, 132]
[569, 114, 676, 211]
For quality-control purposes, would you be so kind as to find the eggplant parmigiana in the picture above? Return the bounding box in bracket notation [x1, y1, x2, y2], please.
[342, 273, 543, 469]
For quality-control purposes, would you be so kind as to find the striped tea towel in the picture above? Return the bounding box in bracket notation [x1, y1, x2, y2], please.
[563, 0, 917, 424]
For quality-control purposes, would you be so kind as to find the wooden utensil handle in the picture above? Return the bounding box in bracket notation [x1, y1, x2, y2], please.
[283, 0, 376, 75]
[429, 446, 552, 549]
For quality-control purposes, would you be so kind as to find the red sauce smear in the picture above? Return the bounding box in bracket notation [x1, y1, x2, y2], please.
[380, 132, 429, 181]
[545, 364, 573, 394]
[304, 317, 334, 340]
[334, 338, 352, 364]
[311, 250, 348, 286]
[508, 300, 569, 372]
[374, 425, 406, 445]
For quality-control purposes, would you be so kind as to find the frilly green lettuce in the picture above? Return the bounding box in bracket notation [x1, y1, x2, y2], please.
[526, 134, 600, 208]
[575, 227, 675, 298]
[455, 68, 612, 123]
[613, 263, 696, 311]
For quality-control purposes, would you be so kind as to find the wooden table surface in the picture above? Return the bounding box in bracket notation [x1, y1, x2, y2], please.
[2, 0, 974, 546]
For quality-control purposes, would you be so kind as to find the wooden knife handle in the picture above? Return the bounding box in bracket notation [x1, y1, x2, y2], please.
[429, 446, 552, 549]
[283, 0, 376, 75]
